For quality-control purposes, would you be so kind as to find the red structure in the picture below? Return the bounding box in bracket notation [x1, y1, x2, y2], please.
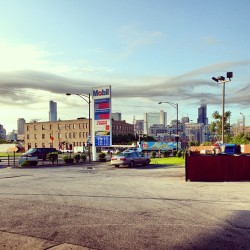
[185, 155, 250, 181]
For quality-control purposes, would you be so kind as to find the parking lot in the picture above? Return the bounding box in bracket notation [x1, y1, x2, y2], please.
[0, 163, 249, 249]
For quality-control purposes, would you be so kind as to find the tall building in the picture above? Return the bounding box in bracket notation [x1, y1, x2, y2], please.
[17, 118, 26, 135]
[0, 124, 6, 140]
[112, 112, 122, 121]
[144, 110, 167, 134]
[197, 104, 208, 125]
[49, 100, 57, 122]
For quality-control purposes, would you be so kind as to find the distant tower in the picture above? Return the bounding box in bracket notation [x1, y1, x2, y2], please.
[49, 100, 57, 121]
[197, 104, 208, 125]
[17, 118, 26, 135]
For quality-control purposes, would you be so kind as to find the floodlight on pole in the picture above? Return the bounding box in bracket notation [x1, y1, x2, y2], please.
[212, 72, 233, 144]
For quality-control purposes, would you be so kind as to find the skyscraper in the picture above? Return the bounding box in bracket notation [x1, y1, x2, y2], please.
[197, 104, 208, 125]
[49, 100, 57, 122]
[17, 118, 26, 135]
[144, 110, 167, 134]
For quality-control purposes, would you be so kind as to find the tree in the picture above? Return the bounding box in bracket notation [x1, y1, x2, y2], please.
[210, 110, 231, 142]
[229, 133, 250, 145]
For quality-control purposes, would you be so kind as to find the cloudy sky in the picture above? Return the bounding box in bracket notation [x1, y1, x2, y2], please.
[1, 0, 250, 133]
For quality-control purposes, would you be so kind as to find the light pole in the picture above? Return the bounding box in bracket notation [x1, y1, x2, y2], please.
[66, 93, 91, 162]
[212, 72, 233, 144]
[158, 101, 179, 152]
[240, 112, 245, 134]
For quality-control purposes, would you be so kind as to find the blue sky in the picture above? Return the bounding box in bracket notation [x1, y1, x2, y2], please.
[1, 0, 250, 133]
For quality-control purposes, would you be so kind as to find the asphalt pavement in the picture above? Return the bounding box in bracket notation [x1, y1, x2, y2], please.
[0, 162, 249, 250]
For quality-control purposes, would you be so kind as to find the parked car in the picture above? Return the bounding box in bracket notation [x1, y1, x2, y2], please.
[111, 151, 150, 167]
[20, 148, 58, 161]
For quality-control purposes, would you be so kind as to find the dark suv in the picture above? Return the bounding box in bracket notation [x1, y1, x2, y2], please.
[22, 148, 58, 161]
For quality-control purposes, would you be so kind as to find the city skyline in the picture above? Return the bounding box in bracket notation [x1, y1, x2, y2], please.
[1, 1, 250, 133]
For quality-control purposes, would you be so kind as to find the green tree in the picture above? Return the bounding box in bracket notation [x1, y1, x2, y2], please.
[210, 110, 231, 142]
[229, 133, 250, 145]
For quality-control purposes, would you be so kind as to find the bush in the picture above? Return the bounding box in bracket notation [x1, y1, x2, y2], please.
[63, 155, 74, 164]
[177, 150, 183, 157]
[151, 151, 156, 158]
[98, 152, 106, 162]
[46, 152, 58, 164]
[74, 154, 81, 163]
[81, 154, 87, 162]
[172, 150, 177, 157]
[163, 151, 170, 157]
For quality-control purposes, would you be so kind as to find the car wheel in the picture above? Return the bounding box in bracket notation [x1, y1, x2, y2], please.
[144, 160, 149, 166]
[129, 161, 134, 167]
[115, 165, 119, 168]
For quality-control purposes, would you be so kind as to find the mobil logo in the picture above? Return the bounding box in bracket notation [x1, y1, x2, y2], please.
[93, 88, 109, 97]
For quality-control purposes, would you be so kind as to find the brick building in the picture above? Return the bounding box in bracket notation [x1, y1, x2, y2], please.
[24, 119, 134, 151]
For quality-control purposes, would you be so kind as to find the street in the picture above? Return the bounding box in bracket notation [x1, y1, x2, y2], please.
[0, 163, 249, 250]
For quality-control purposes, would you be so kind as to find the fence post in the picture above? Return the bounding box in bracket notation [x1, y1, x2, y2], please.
[185, 152, 188, 182]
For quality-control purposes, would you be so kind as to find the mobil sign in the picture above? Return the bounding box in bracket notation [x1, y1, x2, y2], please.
[93, 87, 110, 99]
[92, 85, 112, 147]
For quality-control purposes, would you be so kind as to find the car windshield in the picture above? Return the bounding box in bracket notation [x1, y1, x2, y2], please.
[26, 148, 37, 153]
[118, 152, 131, 157]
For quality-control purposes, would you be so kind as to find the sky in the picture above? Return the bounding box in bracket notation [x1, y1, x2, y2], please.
[1, 0, 250, 133]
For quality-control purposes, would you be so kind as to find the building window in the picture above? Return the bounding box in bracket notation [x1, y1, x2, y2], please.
[35, 143, 37, 147]
[34, 125, 37, 131]
[86, 123, 88, 129]
[73, 132, 76, 138]
[73, 124, 76, 129]
[34, 134, 37, 139]
[79, 132, 81, 138]
[73, 142, 76, 147]
[69, 132, 72, 138]
[42, 143, 45, 148]
[42, 125, 45, 130]
[79, 124, 82, 129]
[27, 135, 29, 139]
[42, 134, 45, 139]
[83, 132, 85, 138]
[82, 123, 85, 129]
[27, 126, 29, 131]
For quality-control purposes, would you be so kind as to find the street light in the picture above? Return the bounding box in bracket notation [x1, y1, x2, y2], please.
[158, 101, 179, 151]
[66, 93, 91, 162]
[212, 72, 233, 144]
[240, 112, 245, 134]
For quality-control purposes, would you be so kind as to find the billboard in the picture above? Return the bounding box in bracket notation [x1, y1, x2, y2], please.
[92, 85, 112, 146]
[141, 141, 181, 151]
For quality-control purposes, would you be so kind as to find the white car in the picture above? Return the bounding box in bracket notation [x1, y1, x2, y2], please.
[111, 151, 150, 168]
